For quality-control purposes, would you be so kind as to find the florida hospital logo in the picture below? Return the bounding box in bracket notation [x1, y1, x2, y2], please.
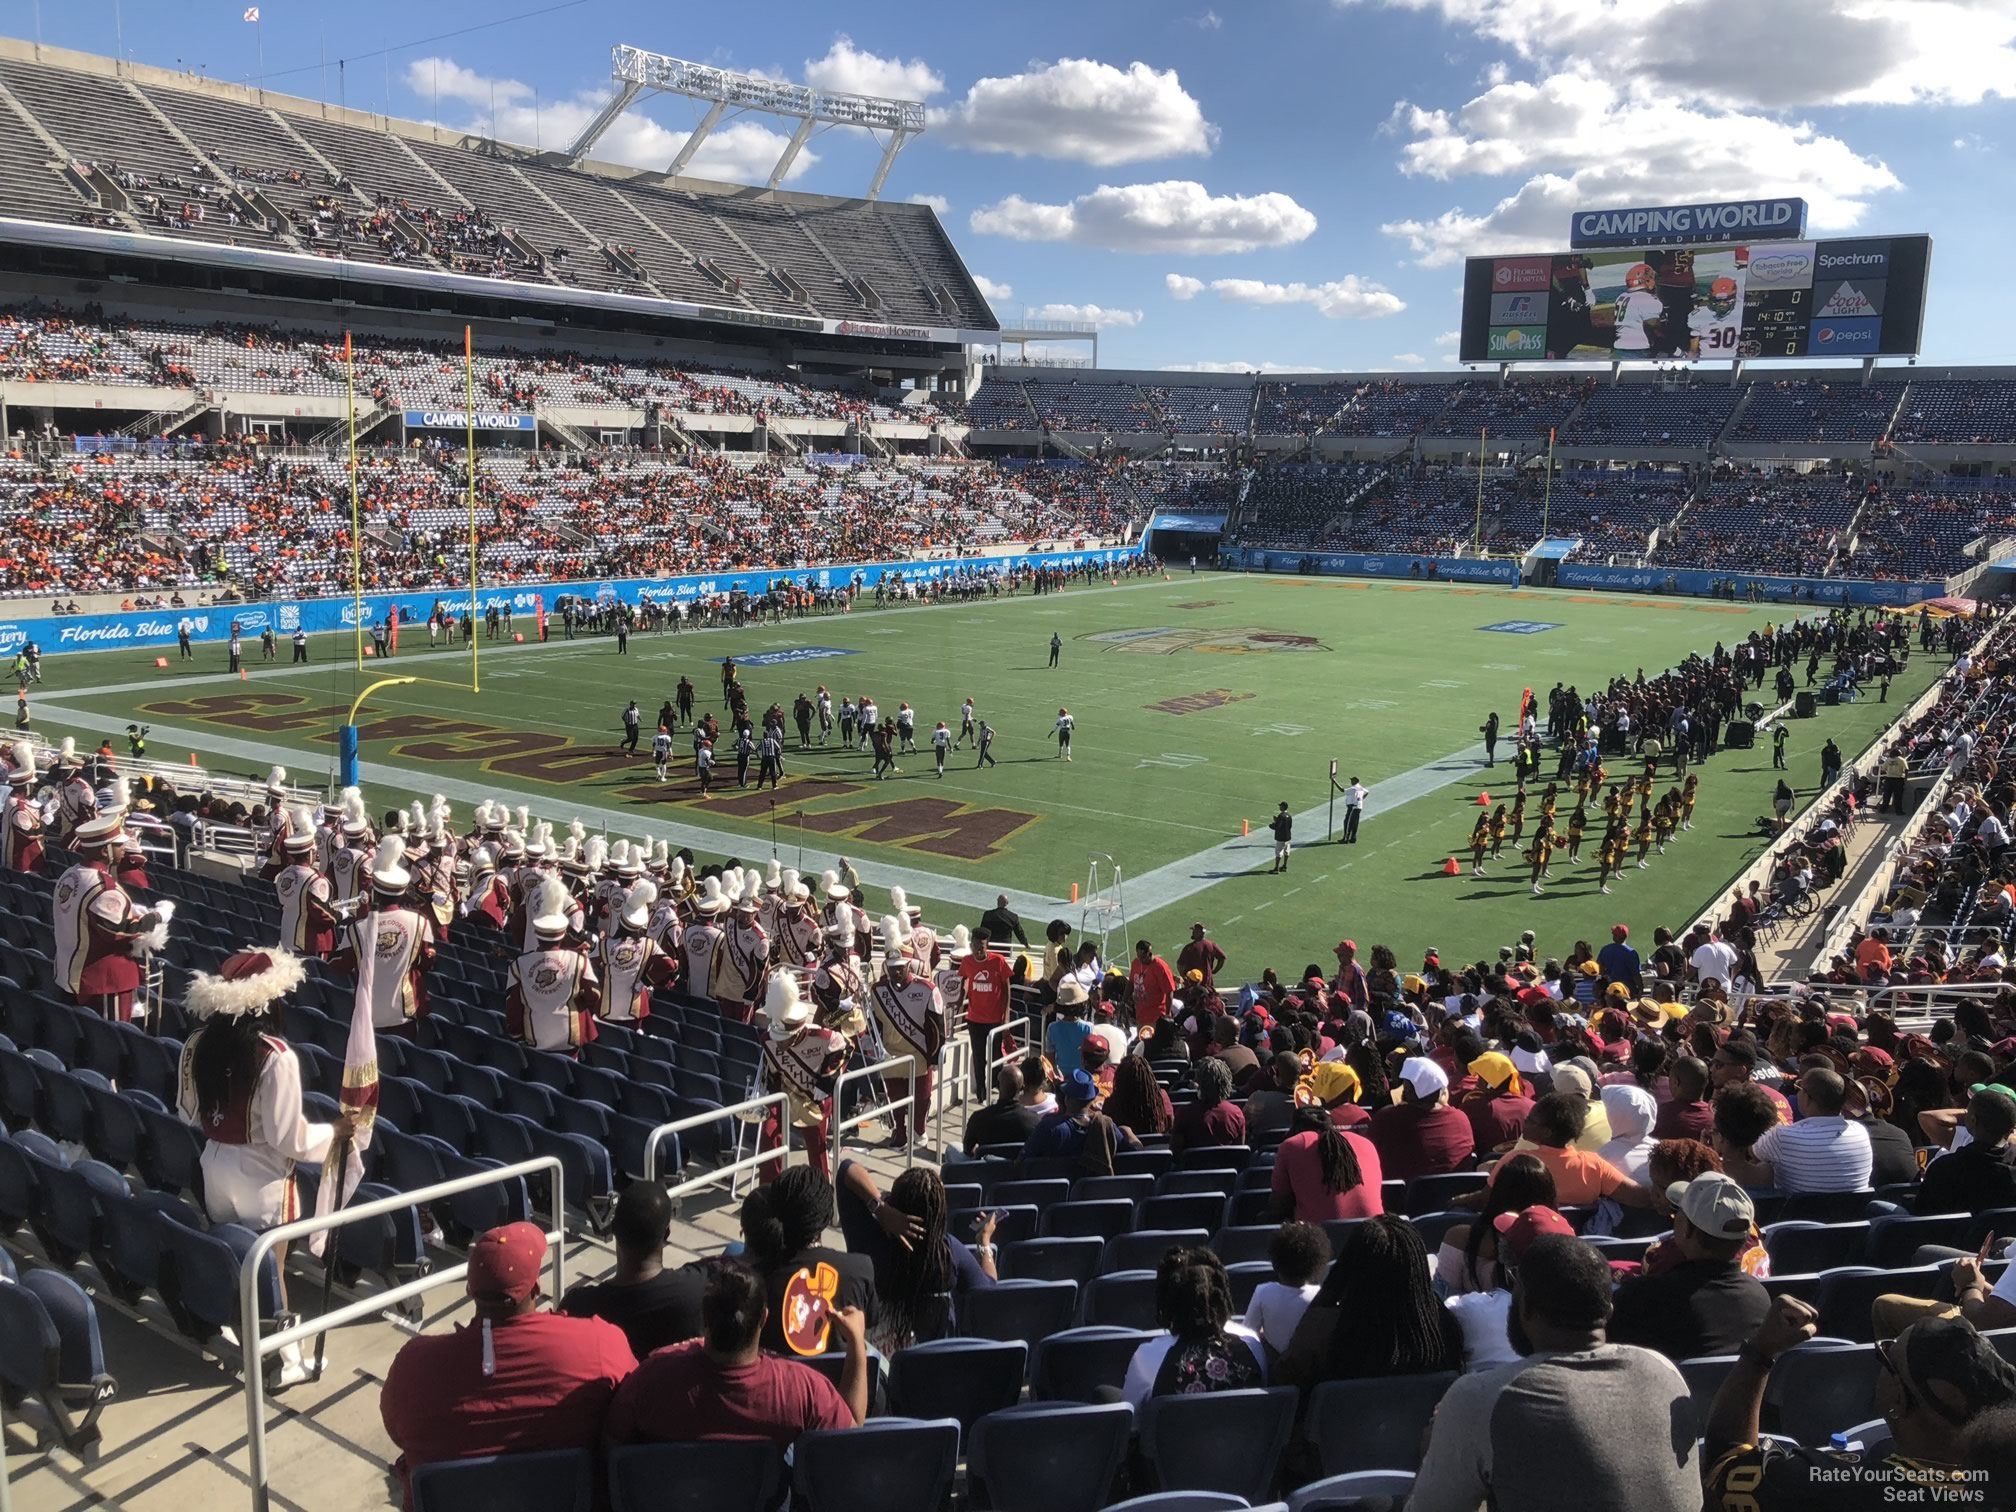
[1084, 627, 1330, 656]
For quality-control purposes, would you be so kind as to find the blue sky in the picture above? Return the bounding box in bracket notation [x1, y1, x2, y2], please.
[25, 0, 2016, 369]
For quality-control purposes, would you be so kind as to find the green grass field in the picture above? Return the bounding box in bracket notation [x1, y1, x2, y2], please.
[29, 573, 1934, 976]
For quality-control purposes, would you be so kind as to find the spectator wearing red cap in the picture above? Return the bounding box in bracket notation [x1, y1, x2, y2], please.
[381, 1223, 635, 1509]
[1369, 1057, 1475, 1182]
[604, 1261, 866, 1448]
[1329, 939, 1368, 1012]
[1446, 1205, 1577, 1372]
[1608, 1174, 1770, 1360]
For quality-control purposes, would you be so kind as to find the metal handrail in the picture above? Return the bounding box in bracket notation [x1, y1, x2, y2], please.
[646, 1090, 790, 1199]
[240, 1154, 565, 1512]
[832, 1053, 918, 1165]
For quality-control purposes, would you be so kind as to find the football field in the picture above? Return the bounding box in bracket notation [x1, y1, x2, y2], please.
[29, 573, 1935, 974]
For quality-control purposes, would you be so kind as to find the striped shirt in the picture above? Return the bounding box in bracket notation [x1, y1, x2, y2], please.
[1753, 1115, 1872, 1194]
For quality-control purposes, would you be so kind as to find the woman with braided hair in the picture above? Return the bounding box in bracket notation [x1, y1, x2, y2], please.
[835, 1161, 996, 1350]
[1267, 1102, 1384, 1222]
[1103, 1051, 1173, 1139]
[1119, 1246, 1267, 1407]
[1276, 1215, 1462, 1391]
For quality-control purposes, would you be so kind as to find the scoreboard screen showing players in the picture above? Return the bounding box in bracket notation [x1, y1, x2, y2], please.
[1458, 234, 1931, 363]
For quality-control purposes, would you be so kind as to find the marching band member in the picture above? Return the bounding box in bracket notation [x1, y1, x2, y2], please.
[758, 858, 785, 936]
[2, 740, 45, 872]
[257, 766, 290, 877]
[680, 875, 729, 1006]
[327, 789, 374, 905]
[505, 876, 600, 1053]
[811, 923, 869, 1038]
[645, 863, 684, 954]
[462, 841, 510, 933]
[331, 836, 436, 1036]
[819, 869, 857, 952]
[869, 924, 946, 1148]
[595, 881, 678, 1023]
[414, 802, 459, 945]
[755, 974, 849, 1181]
[177, 945, 348, 1387]
[716, 884, 771, 1024]
[771, 869, 822, 966]
[53, 738, 98, 847]
[274, 806, 338, 958]
[52, 808, 170, 1022]
[936, 925, 972, 1065]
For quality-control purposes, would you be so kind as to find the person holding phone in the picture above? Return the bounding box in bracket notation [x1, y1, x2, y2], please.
[834, 1161, 997, 1350]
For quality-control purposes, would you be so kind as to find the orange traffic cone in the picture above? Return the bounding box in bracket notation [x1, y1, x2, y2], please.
[1070, 882, 1081, 904]
[1476, 791, 1491, 806]
[153, 656, 168, 669]
[188, 752, 198, 768]
[1241, 818, 1251, 836]
[1443, 856, 1461, 875]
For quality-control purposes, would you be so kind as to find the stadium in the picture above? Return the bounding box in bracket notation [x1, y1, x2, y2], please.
[3, 16, 2016, 1512]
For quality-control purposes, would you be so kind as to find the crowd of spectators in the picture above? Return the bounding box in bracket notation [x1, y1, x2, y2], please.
[1650, 472, 1867, 577]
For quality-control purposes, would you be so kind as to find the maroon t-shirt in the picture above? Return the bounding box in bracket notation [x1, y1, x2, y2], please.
[381, 1312, 636, 1509]
[604, 1340, 853, 1447]
[1170, 1099, 1247, 1153]
[1368, 1101, 1476, 1182]
[1460, 1091, 1534, 1154]
[1653, 1098, 1716, 1142]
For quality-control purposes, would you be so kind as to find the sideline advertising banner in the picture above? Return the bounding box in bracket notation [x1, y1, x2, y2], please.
[1557, 562, 1945, 606]
[1226, 548, 1522, 586]
[0, 543, 1143, 658]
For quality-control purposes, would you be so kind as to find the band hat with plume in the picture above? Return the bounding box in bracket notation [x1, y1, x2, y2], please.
[56, 736, 78, 769]
[338, 787, 369, 836]
[265, 766, 288, 793]
[500, 828, 526, 860]
[71, 812, 130, 849]
[947, 924, 973, 959]
[742, 867, 764, 904]
[186, 947, 307, 1019]
[879, 917, 911, 964]
[822, 868, 850, 901]
[781, 867, 809, 902]
[616, 843, 643, 879]
[530, 875, 572, 937]
[370, 835, 410, 893]
[282, 804, 317, 852]
[764, 858, 783, 891]
[6, 740, 35, 786]
[691, 876, 730, 915]
[765, 971, 813, 1034]
[620, 879, 657, 932]
[648, 840, 669, 874]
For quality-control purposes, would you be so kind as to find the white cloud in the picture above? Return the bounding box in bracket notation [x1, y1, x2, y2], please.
[406, 57, 530, 109]
[1164, 360, 1304, 373]
[934, 59, 1218, 165]
[1434, 329, 1461, 348]
[1206, 275, 1407, 319]
[1197, 9, 1225, 27]
[1027, 302, 1144, 328]
[404, 57, 815, 183]
[1332, 0, 2016, 110]
[908, 193, 951, 214]
[970, 182, 1317, 254]
[803, 36, 944, 100]
[1381, 69, 1899, 263]
[1390, 352, 1427, 366]
[1165, 273, 1205, 300]
[971, 274, 1013, 303]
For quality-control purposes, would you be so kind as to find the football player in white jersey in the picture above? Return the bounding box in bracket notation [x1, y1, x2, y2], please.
[1687, 276, 1743, 360]
[1609, 262, 1662, 355]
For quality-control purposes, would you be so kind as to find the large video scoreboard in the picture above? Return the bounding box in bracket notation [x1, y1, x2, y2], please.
[1458, 234, 1931, 364]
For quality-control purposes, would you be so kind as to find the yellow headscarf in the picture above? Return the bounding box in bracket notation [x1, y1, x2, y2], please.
[1468, 1051, 1524, 1098]
[1298, 1059, 1362, 1108]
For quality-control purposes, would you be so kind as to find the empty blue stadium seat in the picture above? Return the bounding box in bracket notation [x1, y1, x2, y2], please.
[1084, 1271, 1159, 1330]
[969, 1400, 1134, 1512]
[1031, 1326, 1157, 1402]
[607, 1441, 785, 1512]
[962, 1280, 1079, 1344]
[0, 1267, 117, 1456]
[886, 1337, 1028, 1431]
[1304, 1373, 1458, 1475]
[1105, 1229, 1210, 1274]
[1140, 1387, 1298, 1499]
[792, 1418, 960, 1512]
[411, 1448, 593, 1512]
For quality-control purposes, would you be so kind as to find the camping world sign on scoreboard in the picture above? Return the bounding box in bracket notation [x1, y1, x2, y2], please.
[1569, 198, 1808, 249]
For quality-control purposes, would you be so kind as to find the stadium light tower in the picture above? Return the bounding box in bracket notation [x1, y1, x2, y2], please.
[564, 43, 927, 198]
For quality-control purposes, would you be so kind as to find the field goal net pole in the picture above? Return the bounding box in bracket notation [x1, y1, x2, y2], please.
[1327, 758, 1341, 841]
[1081, 852, 1127, 962]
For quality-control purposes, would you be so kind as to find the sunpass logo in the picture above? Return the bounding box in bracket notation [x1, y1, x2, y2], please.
[1479, 621, 1564, 635]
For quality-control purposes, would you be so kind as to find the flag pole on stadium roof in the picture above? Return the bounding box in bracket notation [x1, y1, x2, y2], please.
[1472, 429, 1487, 556]
[465, 327, 480, 694]
[1541, 426, 1557, 543]
[346, 332, 364, 673]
